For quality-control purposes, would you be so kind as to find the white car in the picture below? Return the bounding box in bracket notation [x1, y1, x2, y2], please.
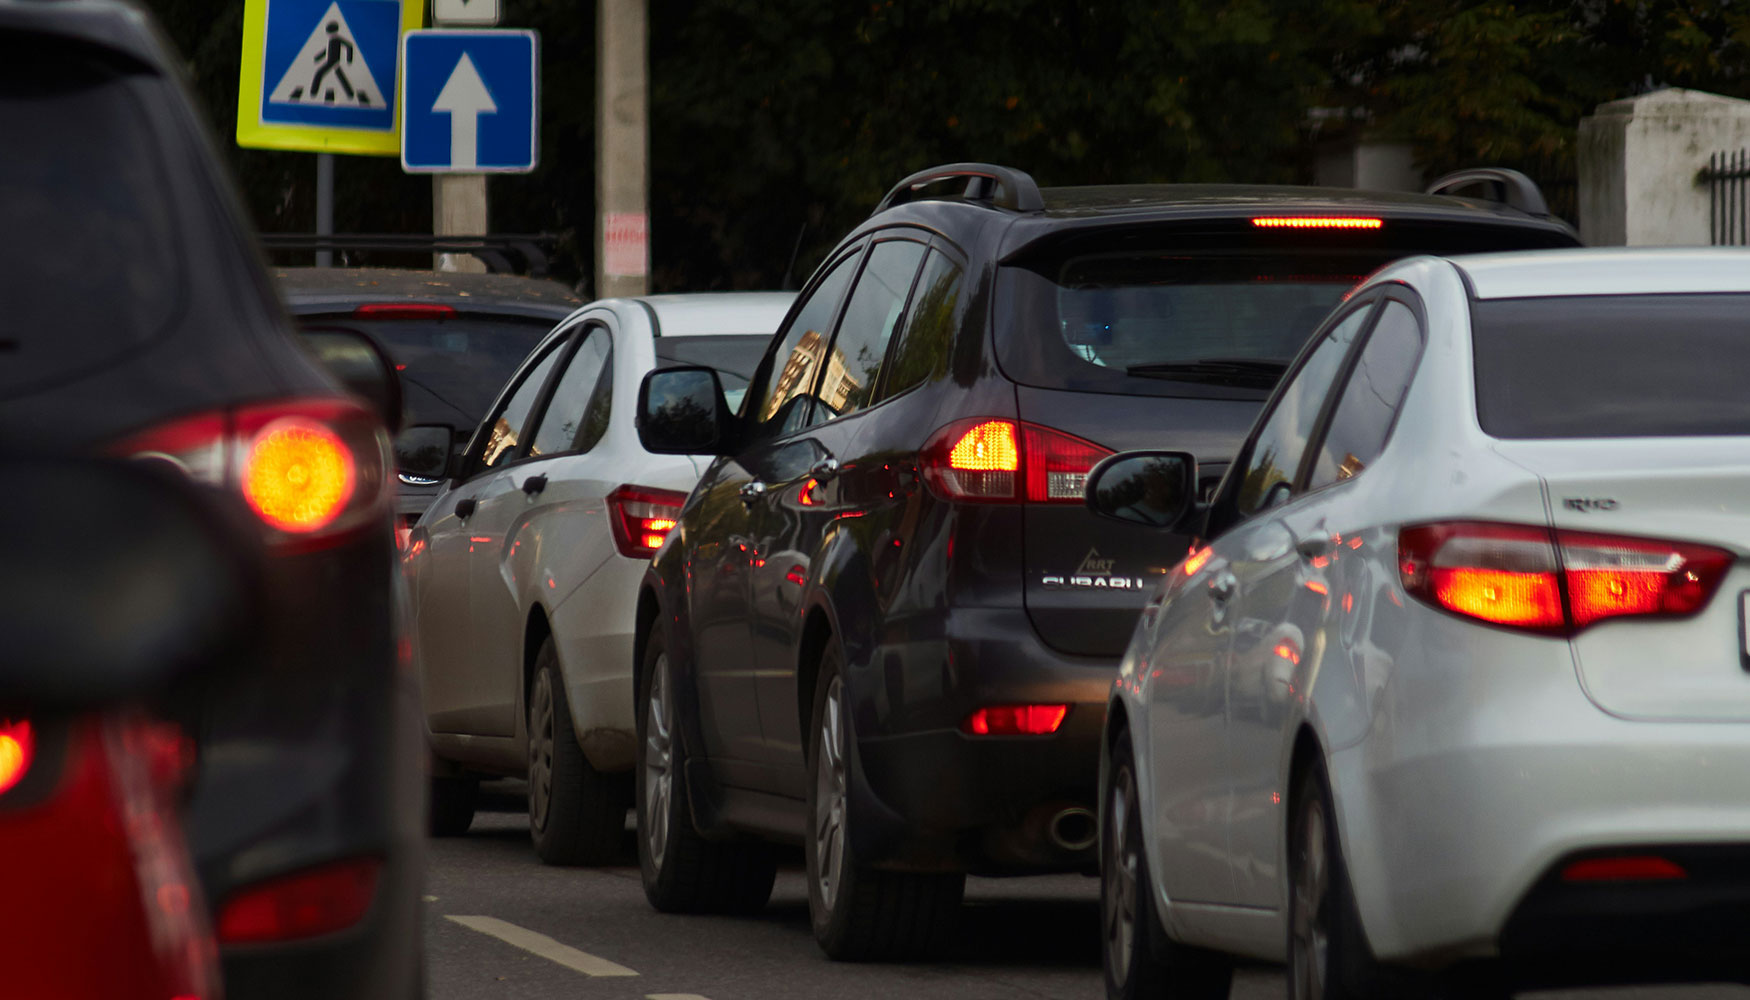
[1089, 248, 1750, 998]
[400, 292, 794, 862]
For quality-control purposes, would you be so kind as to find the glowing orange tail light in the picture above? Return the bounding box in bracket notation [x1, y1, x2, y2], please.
[607, 485, 688, 558]
[949, 420, 1019, 472]
[241, 420, 357, 533]
[0, 719, 33, 795]
[1251, 216, 1383, 229]
[922, 418, 1112, 503]
[1399, 522, 1731, 634]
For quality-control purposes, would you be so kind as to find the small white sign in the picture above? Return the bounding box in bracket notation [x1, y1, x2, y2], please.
[432, 0, 498, 26]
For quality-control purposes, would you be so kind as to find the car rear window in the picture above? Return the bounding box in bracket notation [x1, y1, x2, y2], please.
[300, 317, 552, 428]
[0, 38, 180, 399]
[1473, 293, 1750, 439]
[997, 223, 1574, 399]
[656, 334, 769, 411]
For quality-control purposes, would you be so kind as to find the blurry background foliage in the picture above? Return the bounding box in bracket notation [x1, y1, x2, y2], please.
[148, 0, 1750, 291]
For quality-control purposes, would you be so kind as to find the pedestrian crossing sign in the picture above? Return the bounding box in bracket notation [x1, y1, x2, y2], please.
[236, 0, 423, 155]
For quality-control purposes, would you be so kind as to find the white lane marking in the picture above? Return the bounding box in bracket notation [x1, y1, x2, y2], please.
[445, 915, 639, 977]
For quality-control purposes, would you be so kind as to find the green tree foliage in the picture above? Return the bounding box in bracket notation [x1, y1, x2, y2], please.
[144, 0, 1750, 291]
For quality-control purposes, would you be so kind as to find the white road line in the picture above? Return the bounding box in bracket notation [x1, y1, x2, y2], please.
[445, 915, 639, 977]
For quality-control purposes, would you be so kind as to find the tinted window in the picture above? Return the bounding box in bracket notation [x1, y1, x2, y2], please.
[655, 334, 769, 412]
[819, 240, 927, 419]
[750, 252, 859, 433]
[1474, 294, 1750, 438]
[880, 250, 964, 401]
[479, 343, 563, 470]
[1307, 301, 1423, 489]
[530, 327, 611, 457]
[0, 43, 179, 398]
[320, 318, 551, 428]
[1234, 305, 1373, 517]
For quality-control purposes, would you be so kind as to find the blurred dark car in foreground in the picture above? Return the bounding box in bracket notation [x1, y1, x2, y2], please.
[0, 3, 420, 997]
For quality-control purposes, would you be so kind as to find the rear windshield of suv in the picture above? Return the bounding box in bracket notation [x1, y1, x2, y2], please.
[997, 223, 1575, 398]
[656, 334, 769, 411]
[0, 38, 180, 398]
[301, 317, 552, 428]
[1473, 293, 1750, 438]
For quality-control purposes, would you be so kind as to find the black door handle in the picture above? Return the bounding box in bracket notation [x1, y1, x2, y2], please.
[522, 474, 548, 496]
[454, 496, 477, 519]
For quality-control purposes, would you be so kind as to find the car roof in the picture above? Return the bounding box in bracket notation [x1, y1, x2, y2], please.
[635, 292, 796, 337]
[0, 0, 164, 69]
[1033, 183, 1552, 224]
[1451, 247, 1750, 299]
[274, 267, 583, 320]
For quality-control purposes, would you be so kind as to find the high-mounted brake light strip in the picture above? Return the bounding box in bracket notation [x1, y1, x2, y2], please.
[1251, 216, 1383, 229]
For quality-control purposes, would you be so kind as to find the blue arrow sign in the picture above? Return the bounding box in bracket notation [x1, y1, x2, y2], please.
[401, 30, 538, 173]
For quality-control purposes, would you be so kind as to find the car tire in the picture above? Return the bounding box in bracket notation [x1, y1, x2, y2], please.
[428, 773, 478, 838]
[1102, 726, 1233, 1000]
[636, 619, 777, 913]
[805, 643, 965, 961]
[527, 637, 632, 866]
[1288, 759, 1381, 1000]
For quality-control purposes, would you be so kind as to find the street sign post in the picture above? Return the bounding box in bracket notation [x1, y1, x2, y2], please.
[401, 30, 539, 174]
[432, 0, 500, 27]
[237, 0, 422, 154]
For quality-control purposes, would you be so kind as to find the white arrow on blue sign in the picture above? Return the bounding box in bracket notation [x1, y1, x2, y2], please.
[400, 29, 538, 173]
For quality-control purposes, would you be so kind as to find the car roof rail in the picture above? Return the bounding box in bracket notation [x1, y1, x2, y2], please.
[875, 162, 1045, 214]
[1424, 168, 1551, 218]
[259, 233, 558, 278]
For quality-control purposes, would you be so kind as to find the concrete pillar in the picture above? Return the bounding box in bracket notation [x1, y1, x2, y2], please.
[1314, 139, 1420, 192]
[595, 0, 649, 298]
[1578, 88, 1750, 246]
[433, 175, 489, 273]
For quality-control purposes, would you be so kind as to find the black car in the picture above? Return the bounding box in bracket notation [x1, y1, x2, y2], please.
[275, 266, 582, 542]
[0, 4, 419, 998]
[631, 163, 1580, 960]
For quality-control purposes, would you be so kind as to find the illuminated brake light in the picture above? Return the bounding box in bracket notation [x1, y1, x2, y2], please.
[1561, 855, 1686, 883]
[215, 857, 382, 944]
[922, 418, 1112, 503]
[963, 705, 1069, 736]
[1399, 522, 1733, 634]
[1251, 216, 1383, 230]
[352, 303, 456, 320]
[1182, 546, 1212, 577]
[242, 419, 357, 533]
[0, 719, 33, 795]
[607, 485, 688, 558]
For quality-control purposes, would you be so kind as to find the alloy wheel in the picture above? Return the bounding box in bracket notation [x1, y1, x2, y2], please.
[812, 675, 848, 913]
[1291, 796, 1331, 1000]
[644, 652, 673, 873]
[528, 669, 555, 833]
[1103, 765, 1140, 987]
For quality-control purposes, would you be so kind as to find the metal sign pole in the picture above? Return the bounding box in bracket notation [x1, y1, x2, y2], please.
[316, 152, 335, 267]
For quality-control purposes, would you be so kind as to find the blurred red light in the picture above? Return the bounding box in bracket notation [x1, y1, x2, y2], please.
[962, 704, 1069, 736]
[1562, 856, 1686, 882]
[216, 857, 382, 944]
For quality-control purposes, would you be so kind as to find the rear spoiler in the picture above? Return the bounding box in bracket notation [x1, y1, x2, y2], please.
[259, 233, 559, 278]
[1425, 168, 1551, 218]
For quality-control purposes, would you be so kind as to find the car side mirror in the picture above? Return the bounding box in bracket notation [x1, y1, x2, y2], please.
[1084, 450, 1198, 530]
[637, 366, 732, 455]
[0, 459, 261, 712]
[395, 424, 458, 482]
[301, 328, 404, 434]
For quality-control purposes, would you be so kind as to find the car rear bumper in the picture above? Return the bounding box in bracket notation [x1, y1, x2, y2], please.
[1335, 705, 1750, 971]
[849, 607, 1113, 873]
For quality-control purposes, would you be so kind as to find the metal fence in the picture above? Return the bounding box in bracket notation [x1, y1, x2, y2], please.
[1703, 149, 1750, 246]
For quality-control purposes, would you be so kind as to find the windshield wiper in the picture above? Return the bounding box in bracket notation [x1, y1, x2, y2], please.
[1124, 358, 1289, 386]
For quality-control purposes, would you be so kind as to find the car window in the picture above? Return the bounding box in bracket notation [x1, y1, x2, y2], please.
[1306, 301, 1423, 490]
[478, 340, 564, 471]
[311, 317, 553, 429]
[816, 239, 927, 420]
[749, 251, 860, 436]
[529, 326, 612, 457]
[878, 249, 964, 402]
[655, 334, 769, 412]
[1232, 304, 1374, 517]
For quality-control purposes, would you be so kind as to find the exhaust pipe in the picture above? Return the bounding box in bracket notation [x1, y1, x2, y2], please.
[1047, 807, 1098, 853]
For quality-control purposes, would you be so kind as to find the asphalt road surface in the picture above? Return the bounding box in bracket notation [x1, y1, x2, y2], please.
[424, 788, 1750, 1000]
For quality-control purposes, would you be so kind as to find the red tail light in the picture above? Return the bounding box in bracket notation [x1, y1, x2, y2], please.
[1251, 216, 1383, 229]
[607, 485, 688, 558]
[0, 719, 33, 795]
[113, 399, 391, 548]
[922, 418, 1112, 504]
[352, 302, 456, 320]
[215, 857, 382, 944]
[1398, 522, 1733, 634]
[962, 704, 1070, 735]
[1561, 855, 1687, 883]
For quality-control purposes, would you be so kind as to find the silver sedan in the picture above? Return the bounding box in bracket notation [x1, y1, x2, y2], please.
[1090, 247, 1750, 999]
